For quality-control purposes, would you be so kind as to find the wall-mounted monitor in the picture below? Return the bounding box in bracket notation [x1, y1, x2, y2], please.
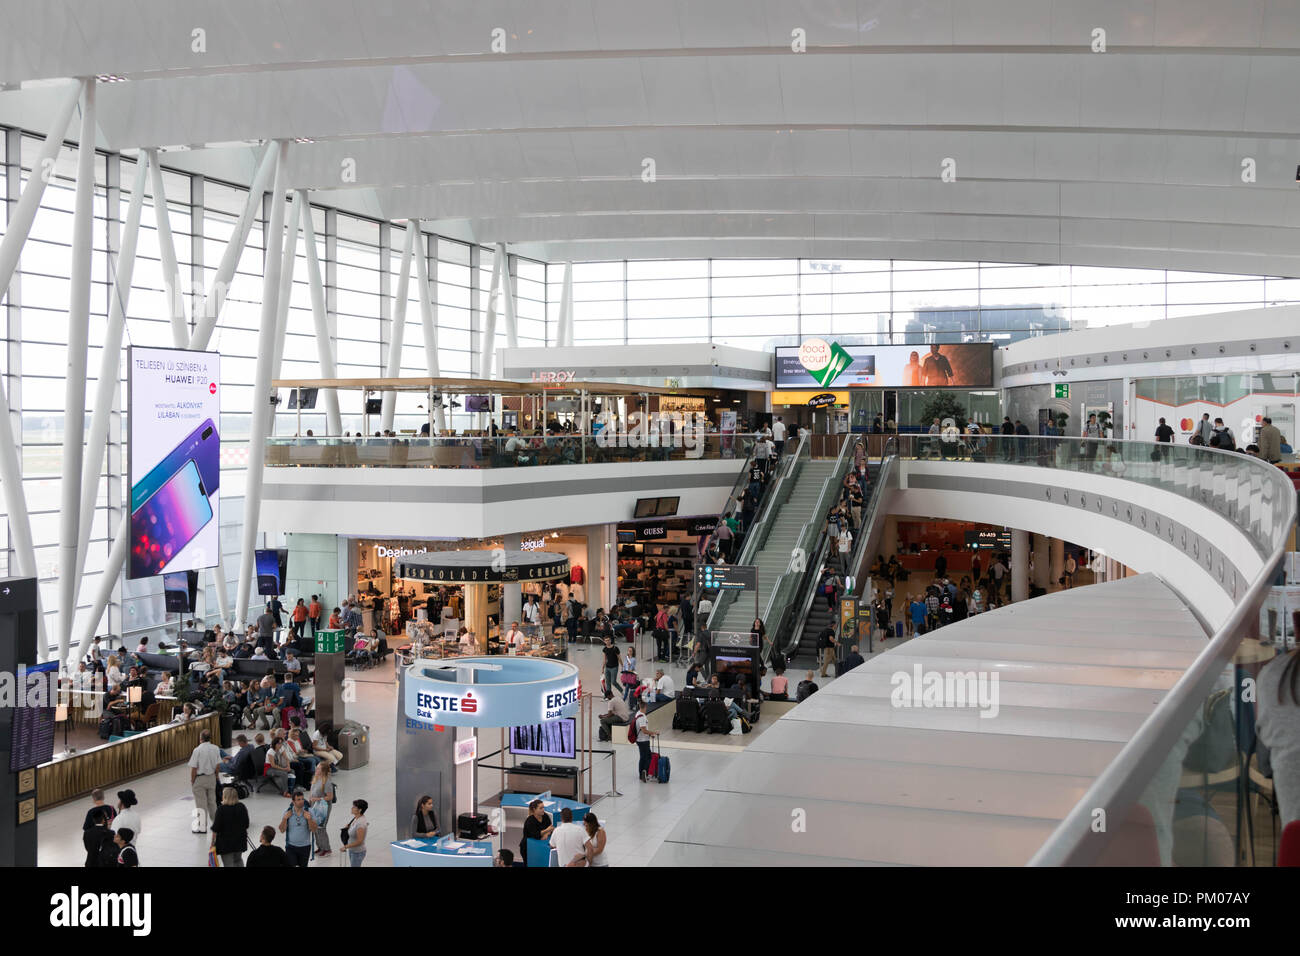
[288, 388, 318, 410]
[633, 498, 658, 519]
[464, 395, 493, 413]
[654, 496, 679, 517]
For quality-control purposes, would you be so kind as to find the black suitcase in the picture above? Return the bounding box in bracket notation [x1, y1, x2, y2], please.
[700, 700, 731, 734]
[674, 697, 701, 733]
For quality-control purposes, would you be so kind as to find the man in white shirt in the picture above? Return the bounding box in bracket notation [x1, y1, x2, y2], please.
[114, 789, 143, 841]
[651, 668, 676, 703]
[522, 599, 540, 626]
[772, 416, 787, 456]
[459, 629, 478, 652]
[504, 621, 525, 653]
[188, 729, 223, 832]
[598, 692, 631, 740]
[551, 807, 589, 867]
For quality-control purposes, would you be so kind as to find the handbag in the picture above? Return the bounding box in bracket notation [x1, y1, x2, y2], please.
[1184, 689, 1237, 775]
[207, 846, 220, 868]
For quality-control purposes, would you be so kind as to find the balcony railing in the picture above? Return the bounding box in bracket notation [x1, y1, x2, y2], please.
[264, 433, 760, 469]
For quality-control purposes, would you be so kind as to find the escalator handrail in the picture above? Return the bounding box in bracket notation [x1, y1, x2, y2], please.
[703, 431, 808, 634]
[758, 435, 858, 664]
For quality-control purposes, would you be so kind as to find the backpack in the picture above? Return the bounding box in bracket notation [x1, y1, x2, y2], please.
[627, 715, 640, 744]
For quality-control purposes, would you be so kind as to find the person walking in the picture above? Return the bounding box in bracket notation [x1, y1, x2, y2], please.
[291, 598, 308, 639]
[634, 699, 658, 783]
[211, 787, 251, 867]
[307, 762, 336, 856]
[1063, 552, 1077, 589]
[600, 636, 621, 700]
[1195, 412, 1213, 446]
[188, 729, 222, 833]
[246, 826, 290, 867]
[342, 799, 369, 866]
[307, 594, 323, 637]
[817, 622, 837, 678]
[279, 789, 317, 867]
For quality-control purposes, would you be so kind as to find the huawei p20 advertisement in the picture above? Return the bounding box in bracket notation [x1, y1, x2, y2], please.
[775, 341, 994, 389]
[128, 345, 221, 580]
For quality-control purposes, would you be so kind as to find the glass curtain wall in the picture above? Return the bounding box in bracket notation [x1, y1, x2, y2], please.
[549, 259, 1300, 351]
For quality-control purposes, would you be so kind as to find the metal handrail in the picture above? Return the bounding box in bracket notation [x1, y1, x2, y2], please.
[702, 433, 809, 635]
[756, 435, 858, 664]
[871, 434, 1299, 866]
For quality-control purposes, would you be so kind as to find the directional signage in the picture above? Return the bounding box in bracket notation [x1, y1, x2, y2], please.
[315, 629, 346, 654]
[1054, 383, 1070, 399]
[695, 563, 758, 592]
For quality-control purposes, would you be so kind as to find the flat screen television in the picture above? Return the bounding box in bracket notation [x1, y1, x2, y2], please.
[163, 569, 198, 613]
[255, 548, 288, 597]
[364, 397, 383, 415]
[509, 719, 576, 760]
[616, 529, 637, 544]
[464, 395, 493, 413]
[633, 497, 657, 519]
[654, 496, 680, 517]
[288, 387, 318, 410]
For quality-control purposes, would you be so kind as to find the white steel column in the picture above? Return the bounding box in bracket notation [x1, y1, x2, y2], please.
[1011, 529, 1029, 603]
[146, 148, 189, 348]
[74, 520, 128, 667]
[479, 250, 502, 380]
[380, 224, 415, 430]
[413, 224, 446, 432]
[57, 78, 97, 665]
[0, 82, 81, 657]
[189, 143, 276, 351]
[499, 243, 518, 347]
[234, 141, 289, 628]
[271, 191, 301, 381]
[72, 152, 148, 603]
[299, 194, 341, 435]
[557, 261, 574, 347]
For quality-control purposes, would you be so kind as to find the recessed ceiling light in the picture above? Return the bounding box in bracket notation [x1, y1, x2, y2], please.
[95, 74, 127, 83]
[293, 137, 314, 144]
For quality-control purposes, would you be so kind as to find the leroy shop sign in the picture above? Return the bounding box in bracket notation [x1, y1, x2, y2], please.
[530, 370, 576, 384]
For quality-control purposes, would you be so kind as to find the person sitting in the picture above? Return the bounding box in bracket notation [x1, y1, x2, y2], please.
[410, 795, 439, 839]
[286, 725, 319, 777]
[219, 734, 256, 778]
[723, 678, 748, 719]
[767, 667, 790, 701]
[842, 644, 866, 673]
[684, 660, 704, 688]
[795, 671, 819, 702]
[263, 733, 294, 797]
[598, 692, 631, 741]
[650, 668, 675, 703]
[310, 721, 344, 767]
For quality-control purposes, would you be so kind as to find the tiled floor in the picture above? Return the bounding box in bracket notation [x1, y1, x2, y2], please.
[37, 641, 759, 868]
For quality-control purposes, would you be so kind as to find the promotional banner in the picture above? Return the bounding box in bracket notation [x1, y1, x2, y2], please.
[127, 345, 221, 579]
[775, 341, 994, 389]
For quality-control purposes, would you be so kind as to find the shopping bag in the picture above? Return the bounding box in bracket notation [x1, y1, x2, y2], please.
[207, 846, 220, 868]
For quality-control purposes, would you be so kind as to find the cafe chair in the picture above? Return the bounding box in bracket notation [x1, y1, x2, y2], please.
[142, 702, 161, 727]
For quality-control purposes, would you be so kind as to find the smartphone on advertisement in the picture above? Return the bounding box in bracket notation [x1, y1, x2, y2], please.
[130, 418, 220, 514]
[130, 459, 214, 579]
[255, 549, 283, 596]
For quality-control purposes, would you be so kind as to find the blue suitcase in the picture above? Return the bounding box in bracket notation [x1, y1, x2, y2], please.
[654, 741, 670, 783]
[895, 620, 904, 638]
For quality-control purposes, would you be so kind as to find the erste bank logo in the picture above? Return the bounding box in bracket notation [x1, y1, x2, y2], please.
[414, 688, 478, 720]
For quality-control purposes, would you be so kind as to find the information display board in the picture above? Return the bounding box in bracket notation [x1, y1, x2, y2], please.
[775, 341, 994, 389]
[695, 564, 758, 592]
[127, 345, 221, 579]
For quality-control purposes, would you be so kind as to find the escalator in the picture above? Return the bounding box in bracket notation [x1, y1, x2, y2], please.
[704, 433, 858, 661]
[783, 454, 898, 669]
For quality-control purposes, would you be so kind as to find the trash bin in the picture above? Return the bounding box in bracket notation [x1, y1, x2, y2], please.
[332, 719, 370, 770]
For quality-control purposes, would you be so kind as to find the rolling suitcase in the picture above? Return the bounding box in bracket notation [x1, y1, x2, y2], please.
[647, 744, 659, 780]
[894, 620, 904, 638]
[655, 741, 671, 784]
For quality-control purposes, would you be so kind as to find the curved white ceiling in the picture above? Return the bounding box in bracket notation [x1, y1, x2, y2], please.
[3, 0, 1300, 272]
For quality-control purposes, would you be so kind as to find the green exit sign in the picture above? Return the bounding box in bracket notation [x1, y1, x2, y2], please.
[315, 629, 346, 654]
[1054, 384, 1070, 399]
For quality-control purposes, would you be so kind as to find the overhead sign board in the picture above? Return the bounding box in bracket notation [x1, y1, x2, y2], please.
[775, 342, 994, 389]
[695, 564, 758, 592]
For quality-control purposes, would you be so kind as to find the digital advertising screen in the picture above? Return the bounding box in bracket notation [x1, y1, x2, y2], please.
[255, 548, 288, 597]
[128, 346, 220, 580]
[775, 341, 994, 390]
[510, 719, 577, 760]
[162, 570, 198, 613]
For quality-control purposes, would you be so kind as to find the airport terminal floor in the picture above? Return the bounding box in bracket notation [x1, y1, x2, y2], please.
[4, 0, 1300, 938]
